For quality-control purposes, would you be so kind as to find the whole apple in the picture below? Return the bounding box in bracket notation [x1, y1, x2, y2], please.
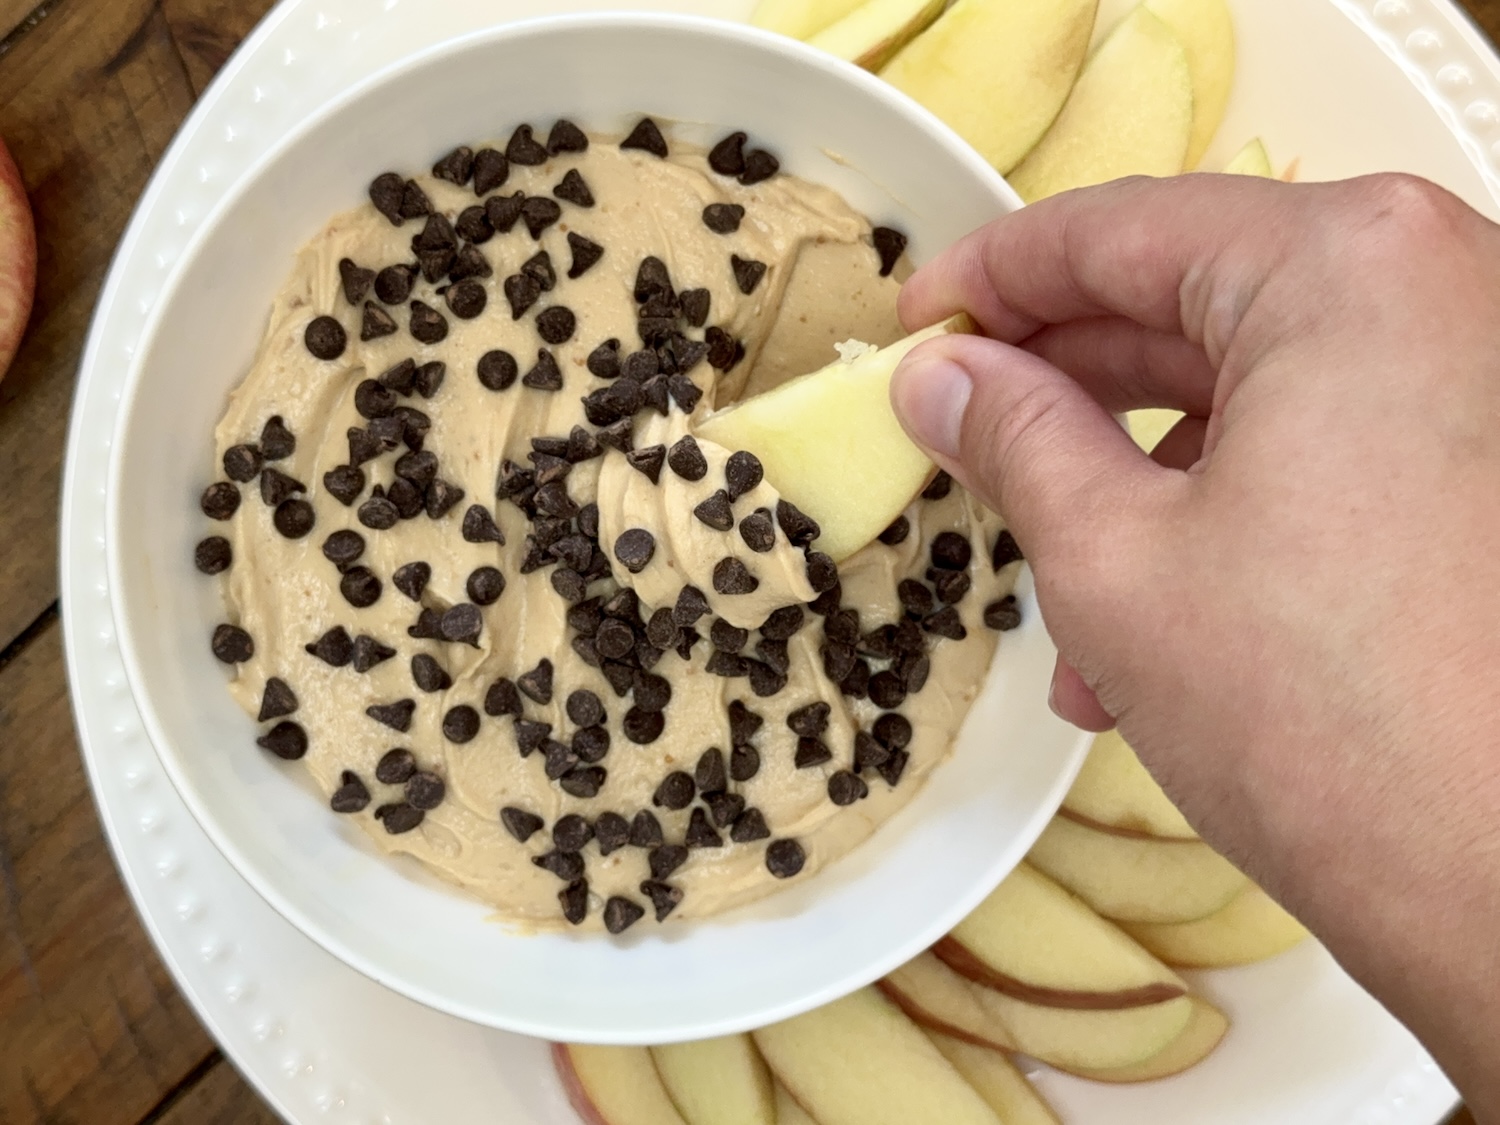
[0, 135, 36, 382]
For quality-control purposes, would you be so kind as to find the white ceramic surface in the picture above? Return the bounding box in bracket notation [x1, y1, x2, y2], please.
[104, 13, 1092, 1045]
[63, 0, 1500, 1119]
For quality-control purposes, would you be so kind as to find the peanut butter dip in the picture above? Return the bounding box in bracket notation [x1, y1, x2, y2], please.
[196, 119, 1025, 933]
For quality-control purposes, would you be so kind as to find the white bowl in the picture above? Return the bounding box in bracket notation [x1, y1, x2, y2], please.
[106, 12, 1089, 1044]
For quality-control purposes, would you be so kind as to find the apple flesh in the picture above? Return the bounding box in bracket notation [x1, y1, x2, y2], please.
[1053, 995, 1229, 1082]
[878, 950, 1017, 1052]
[752, 986, 1004, 1125]
[0, 136, 37, 382]
[651, 1034, 776, 1125]
[1124, 408, 1186, 455]
[749, 0, 867, 38]
[881, 0, 1099, 175]
[1025, 813, 1248, 924]
[554, 1043, 690, 1125]
[808, 0, 947, 71]
[937, 862, 1188, 1005]
[925, 1032, 1061, 1125]
[696, 315, 971, 562]
[1122, 883, 1310, 967]
[1007, 6, 1193, 202]
[773, 1083, 820, 1125]
[1145, 0, 1236, 168]
[1062, 729, 1197, 840]
[1223, 136, 1274, 176]
[975, 987, 1194, 1072]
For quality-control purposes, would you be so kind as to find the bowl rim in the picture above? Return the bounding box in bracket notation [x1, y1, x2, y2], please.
[104, 8, 1074, 1043]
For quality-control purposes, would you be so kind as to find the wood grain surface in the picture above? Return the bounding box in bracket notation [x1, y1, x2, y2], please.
[0, 0, 1493, 1122]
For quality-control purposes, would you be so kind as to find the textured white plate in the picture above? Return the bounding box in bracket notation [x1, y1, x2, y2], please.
[62, 0, 1500, 1120]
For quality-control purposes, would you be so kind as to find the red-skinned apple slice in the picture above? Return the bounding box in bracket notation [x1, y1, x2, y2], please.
[1121, 883, 1310, 968]
[651, 1034, 776, 1125]
[1052, 995, 1230, 1083]
[878, 950, 1017, 1052]
[554, 1042, 690, 1125]
[0, 136, 37, 381]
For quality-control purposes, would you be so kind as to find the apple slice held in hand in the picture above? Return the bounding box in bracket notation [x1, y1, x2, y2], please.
[753, 986, 1004, 1125]
[554, 1043, 690, 1125]
[808, 0, 948, 71]
[749, 0, 867, 38]
[1121, 882, 1310, 968]
[696, 314, 972, 562]
[0, 136, 36, 382]
[651, 1034, 776, 1125]
[925, 1032, 1062, 1125]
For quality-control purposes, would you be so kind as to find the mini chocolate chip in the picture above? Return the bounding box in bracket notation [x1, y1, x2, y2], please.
[375, 803, 424, 834]
[620, 117, 668, 157]
[666, 295, 706, 339]
[873, 712, 913, 752]
[686, 489, 732, 532]
[723, 808, 767, 847]
[361, 301, 398, 341]
[455, 205, 493, 245]
[623, 348, 659, 382]
[795, 737, 832, 769]
[775, 500, 820, 547]
[414, 215, 459, 259]
[252, 415, 294, 463]
[787, 702, 830, 737]
[369, 172, 406, 223]
[628, 810, 664, 849]
[810, 584, 842, 616]
[379, 359, 418, 396]
[705, 326, 744, 371]
[630, 880, 678, 923]
[727, 699, 763, 744]
[739, 148, 779, 185]
[409, 300, 448, 344]
[399, 180, 431, 220]
[439, 603, 483, 646]
[868, 670, 907, 710]
[304, 626, 353, 667]
[348, 427, 384, 465]
[923, 606, 967, 641]
[611, 528, 654, 574]
[535, 306, 576, 345]
[261, 467, 305, 507]
[719, 450, 762, 500]
[506, 123, 548, 165]
[521, 196, 562, 239]
[456, 504, 502, 545]
[450, 244, 493, 284]
[932, 569, 971, 604]
[854, 730, 890, 771]
[440, 704, 480, 743]
[647, 845, 689, 883]
[433, 144, 474, 185]
[576, 813, 623, 859]
[194, 536, 232, 575]
[759, 605, 805, 642]
[211, 623, 254, 663]
[641, 374, 671, 414]
[408, 362, 442, 400]
[878, 749, 911, 787]
[708, 131, 747, 175]
[592, 619, 633, 662]
[373, 749, 416, 786]
[257, 721, 307, 760]
[685, 807, 723, 849]
[840, 659, 870, 699]
[501, 806, 543, 843]
[572, 725, 611, 764]
[257, 677, 298, 721]
[703, 792, 744, 830]
[872, 226, 908, 277]
[271, 498, 314, 539]
[510, 657, 551, 705]
[559, 766, 607, 798]
[624, 707, 665, 744]
[425, 479, 466, 519]
[552, 814, 594, 854]
[638, 610, 674, 653]
[731, 255, 767, 294]
[446, 280, 487, 319]
[481, 678, 521, 720]
[804, 552, 837, 594]
[463, 566, 504, 607]
[923, 471, 953, 500]
[567, 426, 602, 464]
[766, 838, 805, 878]
[756, 639, 789, 675]
[339, 258, 375, 305]
[826, 609, 861, 646]
[411, 654, 452, 693]
[710, 619, 749, 654]
[473, 147, 510, 194]
[738, 509, 776, 553]
[338, 566, 382, 609]
[984, 596, 1023, 631]
[707, 651, 748, 678]
[694, 747, 728, 795]
[382, 479, 419, 520]
[634, 256, 675, 305]
[222, 444, 262, 483]
[893, 619, 925, 654]
[714, 557, 759, 596]
[552, 168, 594, 208]
[828, 769, 869, 806]
[304, 315, 346, 360]
[522, 349, 563, 391]
[486, 190, 526, 233]
[534, 849, 585, 881]
[477, 349, 519, 392]
[601, 895, 644, 935]
[351, 635, 396, 673]
[541, 117, 586, 153]
[406, 769, 447, 810]
[820, 641, 856, 683]
[355, 379, 397, 420]
[330, 771, 371, 813]
[375, 263, 416, 304]
[898, 579, 935, 619]
[931, 531, 973, 571]
[366, 699, 416, 732]
[393, 450, 437, 491]
[585, 339, 621, 381]
[878, 516, 910, 546]
[322, 465, 365, 507]
[702, 202, 745, 234]
[558, 880, 589, 926]
[387, 561, 430, 602]
[992, 529, 1025, 570]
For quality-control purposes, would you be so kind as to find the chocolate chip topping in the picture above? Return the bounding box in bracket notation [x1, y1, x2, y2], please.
[473, 147, 510, 194]
[553, 168, 594, 208]
[486, 191, 526, 232]
[694, 747, 728, 796]
[787, 701, 830, 738]
[222, 443, 262, 483]
[442, 706, 480, 744]
[931, 531, 972, 571]
[459, 503, 504, 545]
[522, 349, 564, 391]
[613, 528, 655, 574]
[505, 273, 541, 319]
[794, 737, 833, 769]
[775, 499, 820, 547]
[425, 479, 466, 519]
[932, 569, 971, 604]
[410, 654, 452, 693]
[560, 766, 607, 798]
[828, 770, 869, 806]
[321, 465, 364, 507]
[257, 721, 308, 760]
[501, 806, 544, 843]
[406, 769, 447, 809]
[475, 349, 518, 392]
[375, 803, 425, 834]
[439, 603, 483, 646]
[739, 148, 780, 185]
[368, 173, 406, 224]
[257, 677, 298, 721]
[398, 179, 432, 220]
[261, 467, 305, 507]
[466, 565, 506, 607]
[551, 814, 594, 854]
[446, 280, 487, 320]
[702, 202, 745, 234]
[872, 226, 908, 278]
[620, 117, 669, 157]
[984, 596, 1023, 631]
[339, 566, 382, 608]
[630, 809, 665, 848]
[391, 561, 431, 602]
[506, 123, 549, 165]
[603, 895, 646, 934]
[591, 811, 629, 856]
[566, 231, 605, 279]
[195, 536, 232, 575]
[455, 206, 493, 245]
[640, 880, 683, 922]
[992, 529, 1024, 570]
[375, 263, 416, 304]
[878, 516, 910, 546]
[623, 707, 665, 744]
[517, 658, 554, 704]
[708, 131, 746, 176]
[922, 471, 953, 500]
[409, 300, 448, 344]
[534, 849, 585, 882]
[432, 145, 474, 185]
[211, 623, 253, 663]
[805, 552, 838, 593]
[361, 301, 398, 340]
[873, 712, 913, 753]
[544, 118, 588, 154]
[718, 450, 761, 500]
[330, 771, 371, 813]
[685, 808, 723, 848]
[624, 445, 665, 485]
[304, 626, 353, 666]
[731, 255, 767, 294]
[693, 489, 735, 532]
[536, 306, 577, 345]
[304, 315, 346, 360]
[522, 196, 563, 239]
[559, 880, 589, 925]
[710, 619, 749, 654]
[374, 749, 417, 786]
[714, 557, 759, 596]
[738, 509, 776, 553]
[765, 838, 805, 878]
[730, 807, 770, 844]
[923, 605, 967, 641]
[706, 792, 746, 830]
[663, 435, 707, 482]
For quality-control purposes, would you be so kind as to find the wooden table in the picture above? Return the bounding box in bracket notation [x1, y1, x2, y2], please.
[0, 0, 1495, 1120]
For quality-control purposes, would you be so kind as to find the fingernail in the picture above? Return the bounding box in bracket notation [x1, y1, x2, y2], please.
[891, 354, 972, 460]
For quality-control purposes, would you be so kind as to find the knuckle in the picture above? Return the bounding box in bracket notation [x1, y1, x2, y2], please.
[1352, 173, 1461, 251]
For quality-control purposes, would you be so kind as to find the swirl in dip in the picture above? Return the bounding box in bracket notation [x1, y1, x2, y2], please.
[196, 118, 1025, 934]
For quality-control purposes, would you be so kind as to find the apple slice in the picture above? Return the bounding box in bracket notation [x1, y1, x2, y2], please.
[1007, 7, 1193, 203]
[925, 1032, 1061, 1125]
[696, 315, 971, 562]
[1026, 814, 1247, 924]
[774, 1082, 820, 1125]
[878, 950, 1017, 1052]
[979, 988, 1194, 1071]
[1121, 883, 1310, 967]
[1223, 136, 1274, 176]
[749, 0, 866, 39]
[1124, 408, 1186, 455]
[752, 986, 1004, 1125]
[808, 0, 947, 71]
[935, 862, 1188, 1007]
[0, 136, 37, 382]
[1062, 729, 1197, 840]
[1144, 0, 1235, 168]
[1053, 995, 1229, 1082]
[651, 1034, 776, 1125]
[881, 0, 1099, 174]
[554, 1043, 690, 1125]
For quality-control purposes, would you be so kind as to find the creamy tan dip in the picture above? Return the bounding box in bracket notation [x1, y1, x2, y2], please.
[197, 119, 1024, 933]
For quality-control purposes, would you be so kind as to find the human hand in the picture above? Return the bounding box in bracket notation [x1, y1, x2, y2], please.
[889, 173, 1500, 1113]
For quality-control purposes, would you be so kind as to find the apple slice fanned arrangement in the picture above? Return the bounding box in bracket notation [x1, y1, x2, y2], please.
[556, 739, 1310, 1123]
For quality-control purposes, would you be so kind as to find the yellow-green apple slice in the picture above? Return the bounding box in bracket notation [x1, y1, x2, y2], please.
[0, 137, 36, 382]
[773, 1082, 820, 1125]
[1223, 136, 1274, 176]
[1052, 995, 1229, 1081]
[878, 950, 1017, 1052]
[696, 315, 971, 562]
[808, 0, 948, 71]
[1145, 0, 1235, 168]
[1062, 729, 1197, 839]
[749, 0, 867, 39]
[752, 986, 1004, 1125]
[1125, 408, 1186, 454]
[925, 1032, 1062, 1125]
[1121, 883, 1310, 967]
[1007, 6, 1193, 202]
[651, 1034, 776, 1125]
[881, 0, 1099, 174]
[934, 862, 1189, 1007]
[979, 989, 1194, 1071]
[554, 1043, 690, 1125]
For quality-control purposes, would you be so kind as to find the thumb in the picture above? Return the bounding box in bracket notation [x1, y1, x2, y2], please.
[890, 333, 1158, 568]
